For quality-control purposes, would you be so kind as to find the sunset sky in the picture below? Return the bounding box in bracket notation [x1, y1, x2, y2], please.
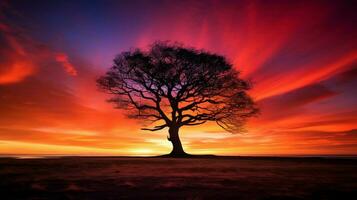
[1, 0, 357, 156]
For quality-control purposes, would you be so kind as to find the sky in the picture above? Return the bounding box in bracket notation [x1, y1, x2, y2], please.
[1, 0, 357, 156]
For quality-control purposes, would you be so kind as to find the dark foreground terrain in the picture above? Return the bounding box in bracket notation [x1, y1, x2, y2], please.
[1, 156, 357, 199]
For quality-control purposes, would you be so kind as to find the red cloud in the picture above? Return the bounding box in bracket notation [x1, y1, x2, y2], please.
[0, 60, 35, 84]
[55, 53, 78, 76]
[0, 22, 36, 84]
[0, 15, 77, 84]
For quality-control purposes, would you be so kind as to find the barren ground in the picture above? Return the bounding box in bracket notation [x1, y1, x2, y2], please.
[0, 156, 356, 199]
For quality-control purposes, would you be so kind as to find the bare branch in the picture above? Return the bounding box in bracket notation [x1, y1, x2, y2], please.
[97, 41, 259, 133]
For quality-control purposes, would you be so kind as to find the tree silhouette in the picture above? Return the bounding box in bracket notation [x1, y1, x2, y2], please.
[97, 42, 258, 157]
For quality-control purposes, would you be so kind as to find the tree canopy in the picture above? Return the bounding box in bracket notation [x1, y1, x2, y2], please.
[97, 42, 258, 156]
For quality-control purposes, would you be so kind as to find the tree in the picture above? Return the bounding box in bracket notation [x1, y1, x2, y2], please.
[97, 42, 258, 157]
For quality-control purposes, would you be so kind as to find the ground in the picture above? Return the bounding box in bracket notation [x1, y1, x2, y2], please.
[0, 156, 357, 199]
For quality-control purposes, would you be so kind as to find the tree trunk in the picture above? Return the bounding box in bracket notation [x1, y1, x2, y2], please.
[168, 126, 187, 157]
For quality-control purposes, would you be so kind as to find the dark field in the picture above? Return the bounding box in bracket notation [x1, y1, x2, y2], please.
[1, 156, 357, 199]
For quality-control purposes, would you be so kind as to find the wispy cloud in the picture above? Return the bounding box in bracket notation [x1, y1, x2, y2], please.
[55, 53, 77, 76]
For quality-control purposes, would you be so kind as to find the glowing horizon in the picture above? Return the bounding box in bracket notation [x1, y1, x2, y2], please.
[1, 0, 357, 156]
